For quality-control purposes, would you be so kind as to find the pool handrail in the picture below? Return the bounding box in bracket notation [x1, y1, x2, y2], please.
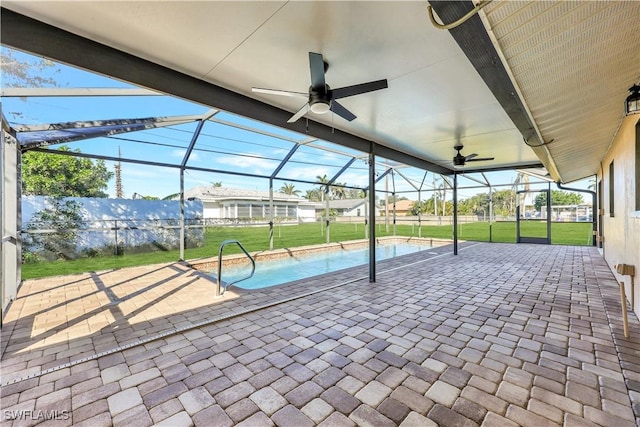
[216, 239, 255, 296]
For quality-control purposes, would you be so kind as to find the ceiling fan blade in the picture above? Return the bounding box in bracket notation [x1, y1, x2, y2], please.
[309, 52, 326, 91]
[287, 103, 310, 123]
[252, 87, 308, 98]
[466, 157, 495, 162]
[464, 153, 478, 161]
[330, 100, 357, 121]
[332, 79, 388, 99]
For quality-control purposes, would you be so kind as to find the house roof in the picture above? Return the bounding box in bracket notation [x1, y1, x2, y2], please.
[184, 186, 309, 204]
[323, 199, 369, 210]
[385, 199, 415, 211]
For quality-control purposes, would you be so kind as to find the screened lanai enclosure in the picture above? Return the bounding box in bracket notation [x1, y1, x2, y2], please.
[2, 2, 640, 426]
[6, 0, 631, 313]
[1, 41, 600, 308]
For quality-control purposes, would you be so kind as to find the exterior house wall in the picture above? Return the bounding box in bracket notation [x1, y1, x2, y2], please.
[600, 115, 640, 316]
[202, 201, 221, 219]
[341, 204, 366, 217]
[201, 199, 316, 222]
[298, 204, 316, 222]
[316, 200, 379, 218]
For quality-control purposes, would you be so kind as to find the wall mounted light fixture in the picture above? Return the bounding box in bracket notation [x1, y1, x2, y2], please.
[626, 84, 640, 115]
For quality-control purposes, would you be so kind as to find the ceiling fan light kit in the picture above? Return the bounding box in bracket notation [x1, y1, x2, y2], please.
[252, 52, 388, 123]
[309, 99, 331, 114]
[453, 144, 494, 166]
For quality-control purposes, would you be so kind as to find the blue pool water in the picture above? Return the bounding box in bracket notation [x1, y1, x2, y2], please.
[214, 242, 430, 290]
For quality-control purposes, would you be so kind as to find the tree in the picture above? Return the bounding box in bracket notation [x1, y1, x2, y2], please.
[534, 190, 584, 210]
[330, 183, 347, 200]
[409, 201, 426, 216]
[457, 193, 490, 216]
[2, 47, 62, 119]
[345, 188, 366, 199]
[514, 172, 530, 210]
[1, 48, 59, 88]
[114, 146, 123, 198]
[305, 189, 322, 202]
[279, 183, 300, 196]
[316, 174, 329, 202]
[22, 146, 114, 197]
[24, 198, 83, 261]
[492, 189, 516, 216]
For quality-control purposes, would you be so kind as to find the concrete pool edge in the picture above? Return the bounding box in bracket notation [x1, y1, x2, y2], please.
[186, 236, 453, 273]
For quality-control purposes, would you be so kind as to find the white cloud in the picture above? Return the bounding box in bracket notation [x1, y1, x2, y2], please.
[278, 166, 331, 181]
[215, 155, 278, 174]
[171, 149, 199, 162]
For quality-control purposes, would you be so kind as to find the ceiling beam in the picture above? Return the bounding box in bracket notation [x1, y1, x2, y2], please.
[1, 7, 452, 175]
[429, 1, 555, 176]
[455, 161, 544, 175]
[1, 87, 162, 97]
[429, 1, 540, 141]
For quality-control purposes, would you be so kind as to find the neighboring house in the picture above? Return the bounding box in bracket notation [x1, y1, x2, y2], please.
[183, 186, 316, 222]
[316, 199, 378, 217]
[382, 199, 414, 216]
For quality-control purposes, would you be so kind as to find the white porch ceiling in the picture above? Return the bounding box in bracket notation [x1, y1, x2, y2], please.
[479, 0, 640, 183]
[3, 1, 638, 183]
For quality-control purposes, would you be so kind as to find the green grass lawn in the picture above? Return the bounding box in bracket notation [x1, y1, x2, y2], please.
[21, 221, 593, 279]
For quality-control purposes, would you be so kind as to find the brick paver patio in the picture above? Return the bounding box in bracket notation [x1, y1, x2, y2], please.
[1, 243, 639, 426]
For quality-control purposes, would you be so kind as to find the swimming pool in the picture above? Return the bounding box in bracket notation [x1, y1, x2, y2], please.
[211, 240, 432, 290]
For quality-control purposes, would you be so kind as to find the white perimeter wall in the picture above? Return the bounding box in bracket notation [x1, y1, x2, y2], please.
[23, 196, 203, 225]
[22, 196, 203, 250]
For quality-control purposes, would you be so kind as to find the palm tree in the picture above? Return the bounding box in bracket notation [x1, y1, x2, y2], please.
[305, 189, 321, 201]
[162, 193, 180, 201]
[279, 183, 300, 196]
[514, 172, 530, 214]
[316, 174, 329, 202]
[331, 184, 346, 200]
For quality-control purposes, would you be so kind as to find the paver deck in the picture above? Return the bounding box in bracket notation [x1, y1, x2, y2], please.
[1, 242, 639, 426]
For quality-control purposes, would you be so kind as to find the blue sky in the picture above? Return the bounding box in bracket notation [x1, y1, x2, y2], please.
[2, 47, 592, 202]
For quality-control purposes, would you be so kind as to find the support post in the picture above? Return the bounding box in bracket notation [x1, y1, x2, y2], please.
[179, 114, 212, 261]
[325, 186, 330, 244]
[368, 150, 376, 283]
[391, 170, 396, 236]
[364, 190, 369, 240]
[453, 172, 458, 255]
[179, 170, 185, 260]
[417, 189, 422, 238]
[547, 182, 552, 244]
[269, 178, 274, 250]
[489, 184, 493, 242]
[385, 167, 389, 233]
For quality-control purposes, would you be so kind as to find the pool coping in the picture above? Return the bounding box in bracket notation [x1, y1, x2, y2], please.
[187, 235, 453, 273]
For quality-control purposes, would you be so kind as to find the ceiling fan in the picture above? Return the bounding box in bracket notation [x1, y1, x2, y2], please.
[453, 144, 494, 166]
[252, 52, 388, 123]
